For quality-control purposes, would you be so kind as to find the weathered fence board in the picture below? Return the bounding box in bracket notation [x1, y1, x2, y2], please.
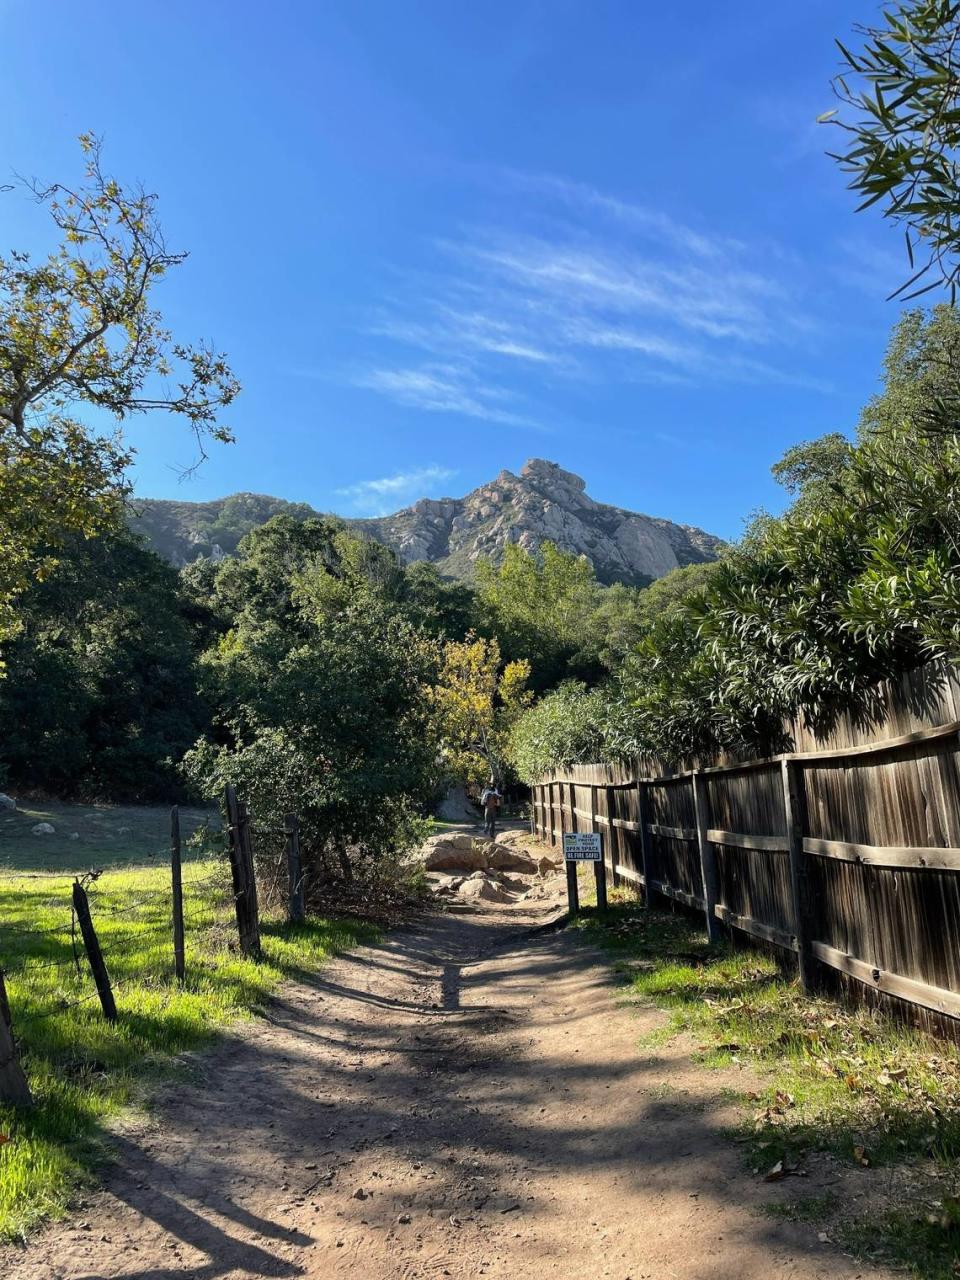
[531, 659, 960, 1035]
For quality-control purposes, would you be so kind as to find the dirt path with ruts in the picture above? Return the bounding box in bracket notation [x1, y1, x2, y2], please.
[2, 890, 890, 1280]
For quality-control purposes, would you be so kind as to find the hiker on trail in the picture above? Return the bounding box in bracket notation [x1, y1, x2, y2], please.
[480, 779, 501, 841]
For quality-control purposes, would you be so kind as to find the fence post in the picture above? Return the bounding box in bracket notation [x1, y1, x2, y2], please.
[225, 785, 262, 960]
[781, 758, 814, 993]
[593, 845, 608, 912]
[549, 783, 556, 846]
[171, 806, 185, 984]
[692, 771, 722, 943]
[565, 856, 580, 916]
[637, 780, 656, 907]
[72, 880, 117, 1022]
[606, 785, 617, 887]
[0, 970, 32, 1107]
[285, 812, 305, 925]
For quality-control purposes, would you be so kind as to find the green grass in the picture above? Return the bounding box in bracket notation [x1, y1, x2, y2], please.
[838, 1207, 960, 1280]
[577, 901, 960, 1278]
[0, 799, 219, 872]
[0, 858, 375, 1240]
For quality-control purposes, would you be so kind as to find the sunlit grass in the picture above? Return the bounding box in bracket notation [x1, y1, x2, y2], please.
[0, 859, 375, 1240]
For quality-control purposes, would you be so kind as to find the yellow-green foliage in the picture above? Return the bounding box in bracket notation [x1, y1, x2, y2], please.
[0, 861, 373, 1240]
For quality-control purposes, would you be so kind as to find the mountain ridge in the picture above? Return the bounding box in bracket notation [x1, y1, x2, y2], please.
[131, 458, 724, 586]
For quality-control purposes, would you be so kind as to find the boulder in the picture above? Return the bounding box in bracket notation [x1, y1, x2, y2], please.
[31, 823, 55, 835]
[0, 794, 16, 811]
[458, 877, 511, 904]
[498, 873, 532, 891]
[425, 840, 487, 872]
[538, 856, 559, 877]
[484, 844, 538, 874]
[436, 784, 480, 822]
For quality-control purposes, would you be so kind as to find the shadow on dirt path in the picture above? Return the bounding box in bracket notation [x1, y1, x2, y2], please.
[1, 891, 891, 1280]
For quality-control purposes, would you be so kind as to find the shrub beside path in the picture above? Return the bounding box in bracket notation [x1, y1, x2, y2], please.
[1, 871, 889, 1279]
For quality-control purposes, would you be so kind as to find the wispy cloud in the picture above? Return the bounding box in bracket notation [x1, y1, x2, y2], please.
[355, 363, 541, 427]
[497, 169, 745, 260]
[335, 464, 457, 516]
[351, 169, 826, 420]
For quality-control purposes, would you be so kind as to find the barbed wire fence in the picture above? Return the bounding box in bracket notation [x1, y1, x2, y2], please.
[0, 788, 305, 1106]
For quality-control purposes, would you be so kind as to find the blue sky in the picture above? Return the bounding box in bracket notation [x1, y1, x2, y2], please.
[2, 0, 915, 540]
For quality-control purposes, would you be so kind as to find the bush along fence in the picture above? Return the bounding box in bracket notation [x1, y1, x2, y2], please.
[531, 659, 960, 1039]
[0, 785, 305, 1106]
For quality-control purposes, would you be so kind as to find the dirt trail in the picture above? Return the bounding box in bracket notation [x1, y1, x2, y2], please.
[2, 892, 890, 1280]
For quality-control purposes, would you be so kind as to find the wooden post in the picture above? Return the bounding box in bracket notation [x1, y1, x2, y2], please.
[225, 785, 262, 960]
[0, 970, 32, 1107]
[593, 847, 608, 912]
[605, 784, 617, 887]
[285, 812, 305, 925]
[549, 783, 556, 846]
[72, 880, 117, 1022]
[782, 758, 814, 993]
[565, 856, 580, 915]
[637, 781, 656, 908]
[170, 806, 186, 984]
[692, 772, 722, 943]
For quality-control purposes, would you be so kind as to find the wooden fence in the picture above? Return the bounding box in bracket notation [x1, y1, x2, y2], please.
[0, 789, 306, 1106]
[531, 660, 960, 1036]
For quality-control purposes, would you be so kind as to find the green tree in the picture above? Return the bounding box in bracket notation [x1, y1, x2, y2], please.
[184, 519, 443, 882]
[507, 681, 611, 782]
[829, 1, 960, 299]
[401, 561, 478, 639]
[0, 136, 238, 657]
[0, 530, 208, 800]
[475, 542, 602, 689]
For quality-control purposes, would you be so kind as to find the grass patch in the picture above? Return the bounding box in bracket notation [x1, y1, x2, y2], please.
[839, 1206, 960, 1279]
[579, 903, 960, 1168]
[0, 799, 219, 872]
[0, 859, 375, 1240]
[762, 1192, 834, 1223]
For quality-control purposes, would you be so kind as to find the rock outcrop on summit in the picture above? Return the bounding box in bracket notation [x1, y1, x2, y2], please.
[133, 459, 722, 586]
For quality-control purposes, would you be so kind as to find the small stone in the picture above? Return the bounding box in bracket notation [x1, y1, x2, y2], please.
[352, 1187, 368, 1200]
[31, 822, 55, 835]
[397, 1213, 412, 1224]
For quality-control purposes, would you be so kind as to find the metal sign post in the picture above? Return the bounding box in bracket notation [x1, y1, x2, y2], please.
[562, 832, 606, 914]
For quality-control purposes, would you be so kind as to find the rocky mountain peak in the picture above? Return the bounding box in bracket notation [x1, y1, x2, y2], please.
[358, 458, 723, 586]
[133, 459, 724, 588]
